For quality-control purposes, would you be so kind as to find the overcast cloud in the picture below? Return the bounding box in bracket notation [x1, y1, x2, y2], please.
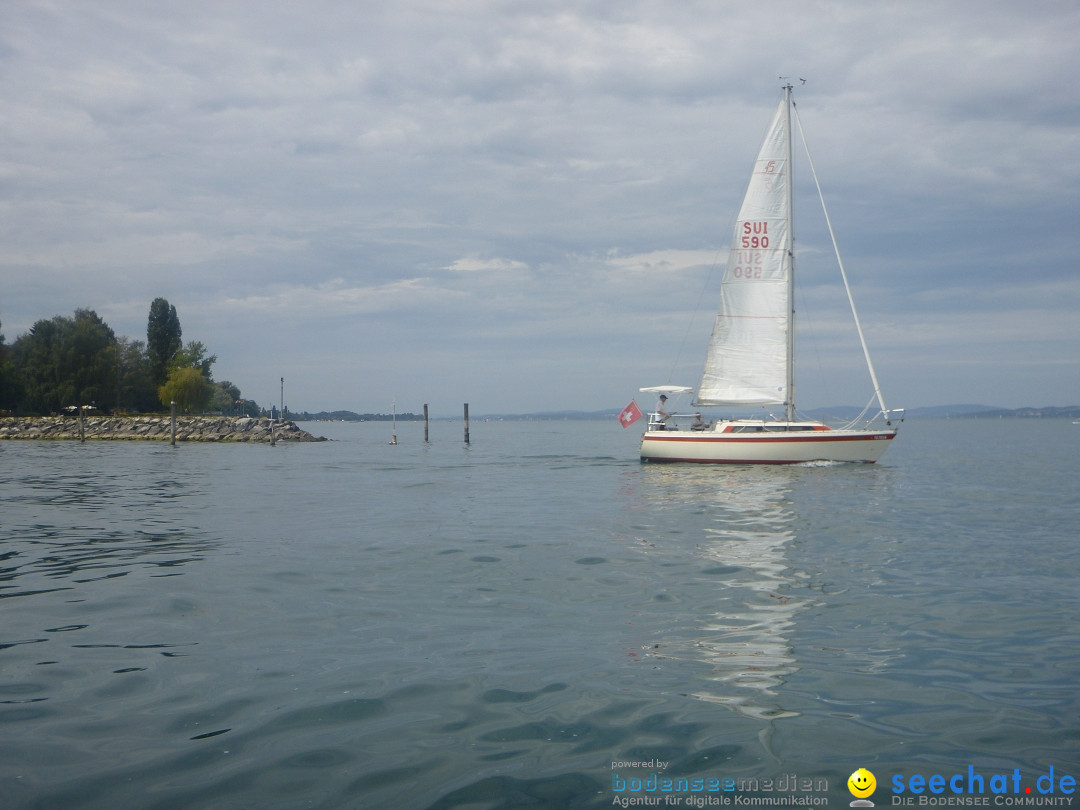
[2, 0, 1078, 415]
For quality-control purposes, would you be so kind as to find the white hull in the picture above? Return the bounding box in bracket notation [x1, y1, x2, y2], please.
[640, 424, 896, 464]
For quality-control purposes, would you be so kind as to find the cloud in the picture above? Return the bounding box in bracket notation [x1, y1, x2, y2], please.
[603, 249, 721, 277]
[443, 257, 529, 274]
[2, 0, 1079, 412]
[213, 277, 463, 319]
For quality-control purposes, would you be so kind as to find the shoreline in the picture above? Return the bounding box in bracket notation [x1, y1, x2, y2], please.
[0, 415, 326, 442]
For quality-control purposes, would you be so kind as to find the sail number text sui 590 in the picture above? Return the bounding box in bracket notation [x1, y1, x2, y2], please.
[733, 221, 770, 278]
[740, 220, 770, 249]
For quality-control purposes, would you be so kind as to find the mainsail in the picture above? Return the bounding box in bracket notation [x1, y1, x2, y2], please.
[696, 96, 792, 407]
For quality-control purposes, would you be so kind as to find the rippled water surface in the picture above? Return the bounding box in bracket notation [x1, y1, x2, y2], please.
[2, 419, 1078, 809]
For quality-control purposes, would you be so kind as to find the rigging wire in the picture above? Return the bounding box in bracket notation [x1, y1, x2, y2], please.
[792, 99, 889, 418]
[839, 395, 880, 430]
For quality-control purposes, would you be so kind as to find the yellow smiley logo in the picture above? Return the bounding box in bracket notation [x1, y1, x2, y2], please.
[848, 768, 877, 798]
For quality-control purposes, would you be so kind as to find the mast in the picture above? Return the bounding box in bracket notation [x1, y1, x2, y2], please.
[784, 84, 796, 422]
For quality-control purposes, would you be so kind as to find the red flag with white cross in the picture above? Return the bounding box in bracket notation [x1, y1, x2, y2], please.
[618, 400, 643, 428]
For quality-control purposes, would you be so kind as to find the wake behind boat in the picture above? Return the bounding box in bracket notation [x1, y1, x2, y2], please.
[638, 84, 900, 464]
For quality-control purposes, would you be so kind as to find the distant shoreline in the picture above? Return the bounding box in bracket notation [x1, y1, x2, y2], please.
[0, 415, 326, 442]
[294, 404, 1080, 421]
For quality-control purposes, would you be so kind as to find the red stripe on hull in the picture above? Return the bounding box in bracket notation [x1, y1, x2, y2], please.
[642, 433, 892, 444]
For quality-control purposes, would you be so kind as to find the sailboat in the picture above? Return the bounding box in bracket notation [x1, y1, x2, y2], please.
[640, 84, 900, 464]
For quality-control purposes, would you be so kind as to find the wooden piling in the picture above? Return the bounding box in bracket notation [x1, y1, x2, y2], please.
[170, 401, 177, 446]
[423, 404, 429, 442]
[463, 403, 470, 445]
[79, 405, 85, 443]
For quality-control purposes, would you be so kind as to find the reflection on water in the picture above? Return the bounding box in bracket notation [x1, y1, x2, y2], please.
[632, 465, 803, 721]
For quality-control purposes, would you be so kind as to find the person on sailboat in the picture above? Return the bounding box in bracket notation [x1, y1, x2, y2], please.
[655, 394, 672, 428]
[691, 412, 710, 431]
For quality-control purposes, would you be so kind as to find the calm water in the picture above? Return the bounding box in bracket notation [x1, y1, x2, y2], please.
[1, 419, 1078, 809]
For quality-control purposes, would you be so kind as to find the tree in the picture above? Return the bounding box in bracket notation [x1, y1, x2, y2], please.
[0, 318, 20, 412]
[171, 340, 216, 380]
[5, 302, 238, 416]
[67, 309, 118, 407]
[147, 298, 182, 386]
[12, 315, 68, 413]
[115, 337, 159, 413]
[158, 366, 211, 413]
[238, 399, 260, 417]
[210, 380, 241, 413]
[10, 309, 118, 413]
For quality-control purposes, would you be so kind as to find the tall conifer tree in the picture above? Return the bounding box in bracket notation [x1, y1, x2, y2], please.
[146, 298, 182, 386]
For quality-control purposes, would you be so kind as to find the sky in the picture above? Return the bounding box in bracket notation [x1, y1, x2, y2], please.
[2, 0, 1078, 416]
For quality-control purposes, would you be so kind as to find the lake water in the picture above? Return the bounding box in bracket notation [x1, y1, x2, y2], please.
[2, 418, 1078, 809]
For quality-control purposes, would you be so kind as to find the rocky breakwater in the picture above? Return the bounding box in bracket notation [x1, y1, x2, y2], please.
[0, 415, 326, 442]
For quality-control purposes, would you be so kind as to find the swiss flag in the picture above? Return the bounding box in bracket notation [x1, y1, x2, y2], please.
[618, 400, 643, 428]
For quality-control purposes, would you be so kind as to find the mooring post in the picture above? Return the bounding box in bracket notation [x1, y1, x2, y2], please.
[423, 404, 429, 442]
[463, 403, 470, 445]
[79, 404, 85, 443]
[170, 401, 177, 446]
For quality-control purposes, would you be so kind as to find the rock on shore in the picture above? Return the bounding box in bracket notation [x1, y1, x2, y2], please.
[0, 415, 326, 442]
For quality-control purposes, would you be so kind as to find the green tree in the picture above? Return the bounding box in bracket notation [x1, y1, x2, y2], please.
[12, 315, 68, 412]
[210, 380, 241, 413]
[171, 340, 216, 380]
[235, 398, 261, 417]
[10, 309, 118, 413]
[67, 309, 118, 407]
[147, 298, 182, 386]
[0, 318, 21, 412]
[158, 366, 211, 413]
[116, 337, 159, 413]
